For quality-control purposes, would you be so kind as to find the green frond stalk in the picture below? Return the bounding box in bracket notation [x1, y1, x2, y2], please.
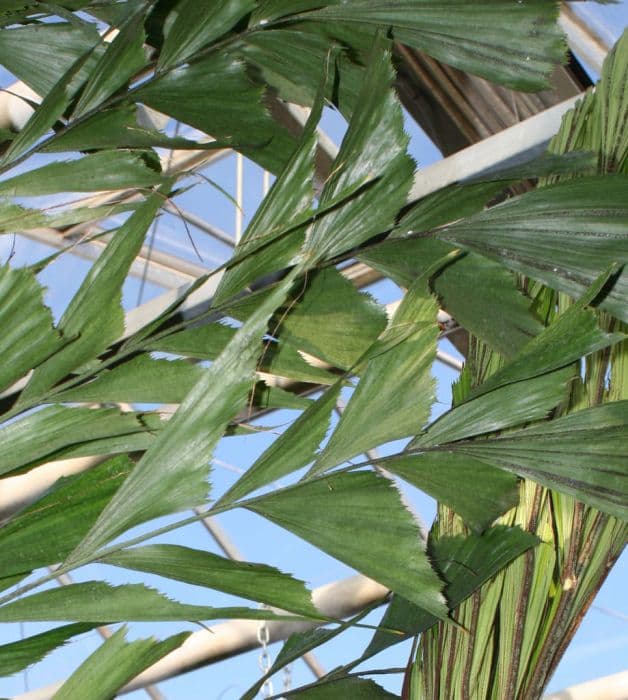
[411, 36, 628, 694]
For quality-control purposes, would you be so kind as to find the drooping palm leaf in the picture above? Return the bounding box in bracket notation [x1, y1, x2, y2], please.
[66, 270, 299, 564]
[0, 265, 62, 394]
[441, 401, 628, 519]
[249, 1, 566, 91]
[0, 623, 93, 678]
[101, 543, 318, 616]
[0, 456, 132, 579]
[0, 581, 317, 624]
[51, 627, 189, 700]
[431, 175, 628, 323]
[18, 191, 165, 404]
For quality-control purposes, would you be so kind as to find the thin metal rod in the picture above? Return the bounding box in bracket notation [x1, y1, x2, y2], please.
[235, 153, 244, 243]
[161, 201, 234, 248]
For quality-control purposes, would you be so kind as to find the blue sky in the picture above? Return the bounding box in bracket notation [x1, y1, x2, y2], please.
[1, 3, 627, 698]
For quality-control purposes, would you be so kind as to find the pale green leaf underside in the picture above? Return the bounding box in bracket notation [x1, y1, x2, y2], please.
[0, 151, 162, 197]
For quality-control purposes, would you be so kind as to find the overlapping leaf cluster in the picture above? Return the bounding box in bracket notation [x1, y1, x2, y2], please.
[0, 2, 626, 698]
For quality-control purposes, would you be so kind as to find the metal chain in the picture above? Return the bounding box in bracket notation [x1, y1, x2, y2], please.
[282, 663, 292, 695]
[257, 617, 274, 698]
[257, 607, 292, 698]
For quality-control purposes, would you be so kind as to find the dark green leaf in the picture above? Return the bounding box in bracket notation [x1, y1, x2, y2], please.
[446, 401, 628, 519]
[274, 0, 565, 91]
[0, 199, 137, 233]
[431, 252, 543, 360]
[0, 581, 315, 623]
[247, 471, 447, 619]
[146, 321, 235, 360]
[45, 104, 221, 152]
[0, 407, 157, 477]
[219, 381, 342, 506]
[434, 176, 628, 323]
[411, 367, 573, 449]
[467, 267, 626, 399]
[52, 355, 204, 404]
[213, 81, 320, 305]
[259, 337, 338, 385]
[0, 22, 100, 97]
[0, 623, 92, 677]
[251, 381, 312, 411]
[52, 627, 189, 700]
[101, 544, 318, 616]
[240, 27, 365, 116]
[285, 677, 399, 699]
[314, 275, 438, 473]
[384, 452, 519, 533]
[72, 6, 147, 118]
[159, 0, 255, 70]
[304, 35, 414, 263]
[67, 271, 299, 563]
[136, 51, 297, 174]
[20, 191, 164, 403]
[277, 268, 387, 371]
[0, 265, 63, 394]
[1, 44, 94, 165]
[364, 236, 545, 360]
[0, 456, 132, 579]
[0, 150, 163, 197]
[365, 525, 538, 657]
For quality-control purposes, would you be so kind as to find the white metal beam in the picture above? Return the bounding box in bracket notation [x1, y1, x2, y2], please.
[543, 671, 628, 700]
[409, 94, 580, 201]
[559, 4, 611, 77]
